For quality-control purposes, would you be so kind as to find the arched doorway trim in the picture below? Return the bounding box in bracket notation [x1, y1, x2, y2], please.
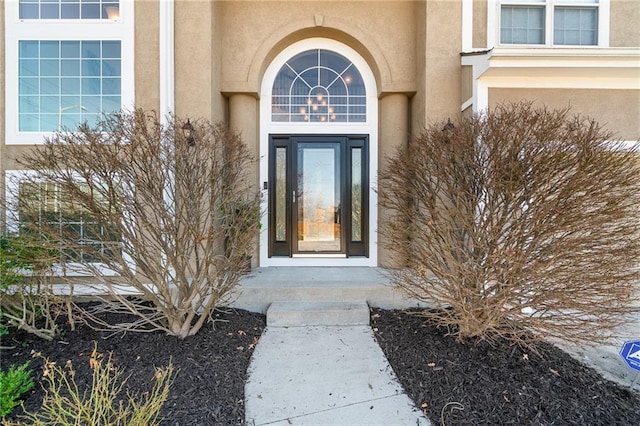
[259, 38, 378, 266]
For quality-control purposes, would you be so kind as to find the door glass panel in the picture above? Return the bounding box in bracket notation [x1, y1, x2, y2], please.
[275, 147, 287, 242]
[351, 147, 362, 242]
[297, 143, 341, 252]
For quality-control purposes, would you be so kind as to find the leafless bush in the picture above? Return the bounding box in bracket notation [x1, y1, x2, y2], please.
[379, 102, 640, 347]
[8, 110, 260, 338]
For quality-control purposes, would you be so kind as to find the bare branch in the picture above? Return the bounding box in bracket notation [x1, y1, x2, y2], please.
[11, 110, 261, 338]
[379, 102, 640, 349]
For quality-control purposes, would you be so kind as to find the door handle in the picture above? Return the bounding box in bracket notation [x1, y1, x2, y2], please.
[292, 190, 296, 203]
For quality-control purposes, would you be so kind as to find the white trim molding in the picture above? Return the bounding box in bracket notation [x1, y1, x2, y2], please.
[461, 47, 640, 113]
[259, 38, 379, 267]
[159, 0, 174, 122]
[462, 0, 473, 52]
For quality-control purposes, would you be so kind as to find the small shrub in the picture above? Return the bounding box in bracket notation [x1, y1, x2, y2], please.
[8, 345, 173, 426]
[0, 234, 64, 340]
[0, 361, 34, 418]
[379, 102, 640, 348]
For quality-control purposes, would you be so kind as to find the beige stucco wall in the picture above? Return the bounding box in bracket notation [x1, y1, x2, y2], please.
[175, 0, 225, 122]
[134, 1, 160, 112]
[610, 0, 640, 47]
[489, 88, 640, 140]
[461, 65, 472, 107]
[472, 0, 487, 49]
[217, 0, 420, 97]
[228, 93, 259, 185]
[379, 93, 410, 268]
[411, 0, 427, 136]
[422, 0, 462, 127]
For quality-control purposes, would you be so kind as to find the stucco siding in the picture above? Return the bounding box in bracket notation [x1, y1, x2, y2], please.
[218, 0, 418, 96]
[134, 0, 160, 113]
[423, 0, 462, 126]
[472, 0, 487, 49]
[175, 1, 216, 121]
[489, 88, 640, 141]
[610, 0, 640, 48]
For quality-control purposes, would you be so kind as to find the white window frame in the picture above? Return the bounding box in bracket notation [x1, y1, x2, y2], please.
[5, 170, 135, 277]
[489, 0, 610, 48]
[4, 0, 134, 145]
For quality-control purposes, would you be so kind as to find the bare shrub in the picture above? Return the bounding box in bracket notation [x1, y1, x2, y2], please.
[8, 110, 260, 338]
[379, 102, 640, 347]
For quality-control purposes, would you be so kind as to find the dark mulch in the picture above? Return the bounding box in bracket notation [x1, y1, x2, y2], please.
[372, 308, 640, 426]
[1, 307, 265, 425]
[3, 307, 640, 425]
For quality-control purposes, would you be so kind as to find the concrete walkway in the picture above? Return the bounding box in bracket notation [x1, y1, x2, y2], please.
[245, 326, 430, 426]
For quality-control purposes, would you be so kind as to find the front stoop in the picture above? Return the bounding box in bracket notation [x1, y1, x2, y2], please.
[230, 267, 432, 314]
[267, 301, 370, 327]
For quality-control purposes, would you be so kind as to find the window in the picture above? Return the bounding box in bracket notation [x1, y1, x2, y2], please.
[501, 4, 546, 44]
[19, 0, 120, 20]
[5, 0, 133, 144]
[272, 49, 366, 123]
[17, 181, 121, 263]
[500, 0, 601, 46]
[19, 40, 121, 132]
[554, 6, 598, 45]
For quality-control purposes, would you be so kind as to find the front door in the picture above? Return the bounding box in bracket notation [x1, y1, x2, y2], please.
[269, 135, 368, 258]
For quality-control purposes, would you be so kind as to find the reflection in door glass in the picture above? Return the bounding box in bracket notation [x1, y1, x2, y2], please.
[297, 144, 341, 252]
[351, 147, 362, 242]
[275, 147, 287, 241]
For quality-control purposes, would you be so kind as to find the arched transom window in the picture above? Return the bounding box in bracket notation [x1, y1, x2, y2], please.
[272, 49, 366, 123]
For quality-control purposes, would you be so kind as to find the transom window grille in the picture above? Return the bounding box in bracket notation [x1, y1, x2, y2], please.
[19, 0, 120, 20]
[18, 181, 121, 263]
[272, 49, 366, 123]
[18, 40, 121, 132]
[500, 0, 599, 46]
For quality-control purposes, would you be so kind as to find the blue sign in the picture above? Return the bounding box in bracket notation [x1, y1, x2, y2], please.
[620, 340, 640, 372]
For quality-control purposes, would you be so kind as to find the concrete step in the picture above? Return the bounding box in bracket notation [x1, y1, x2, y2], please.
[267, 301, 370, 327]
[229, 267, 431, 314]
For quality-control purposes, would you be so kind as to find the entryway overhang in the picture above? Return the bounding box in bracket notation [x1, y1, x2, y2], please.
[461, 47, 640, 113]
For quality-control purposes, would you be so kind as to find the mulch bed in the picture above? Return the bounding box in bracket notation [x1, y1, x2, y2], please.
[3, 307, 640, 425]
[1, 307, 265, 425]
[372, 308, 640, 426]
